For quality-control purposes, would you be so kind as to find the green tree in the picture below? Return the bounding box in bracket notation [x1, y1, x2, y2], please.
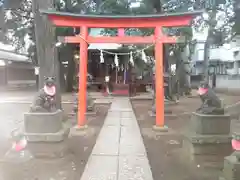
[233, 0, 240, 35]
[192, 0, 233, 82]
[2, 0, 32, 52]
[2, 0, 96, 91]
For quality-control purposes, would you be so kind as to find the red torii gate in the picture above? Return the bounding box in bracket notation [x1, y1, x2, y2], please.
[41, 10, 202, 129]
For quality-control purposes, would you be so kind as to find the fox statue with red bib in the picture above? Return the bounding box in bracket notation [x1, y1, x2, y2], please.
[30, 76, 57, 112]
[197, 81, 224, 114]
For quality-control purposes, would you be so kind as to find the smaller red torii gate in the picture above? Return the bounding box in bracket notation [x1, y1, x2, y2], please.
[41, 10, 202, 130]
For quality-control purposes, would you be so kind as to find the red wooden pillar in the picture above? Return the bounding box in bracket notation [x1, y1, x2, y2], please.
[154, 26, 165, 128]
[78, 26, 88, 127]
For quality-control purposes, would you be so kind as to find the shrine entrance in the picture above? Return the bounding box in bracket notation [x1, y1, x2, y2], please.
[41, 10, 202, 129]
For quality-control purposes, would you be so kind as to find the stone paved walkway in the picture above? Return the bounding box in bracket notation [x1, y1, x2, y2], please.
[80, 97, 153, 180]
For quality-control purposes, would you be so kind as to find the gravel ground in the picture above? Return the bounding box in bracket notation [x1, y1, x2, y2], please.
[0, 103, 110, 180]
[131, 97, 240, 180]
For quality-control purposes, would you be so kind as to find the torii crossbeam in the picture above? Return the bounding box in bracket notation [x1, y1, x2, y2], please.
[41, 10, 202, 130]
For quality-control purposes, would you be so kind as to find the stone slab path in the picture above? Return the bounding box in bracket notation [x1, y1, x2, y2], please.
[80, 97, 153, 180]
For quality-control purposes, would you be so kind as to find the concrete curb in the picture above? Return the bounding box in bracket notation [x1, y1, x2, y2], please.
[0, 84, 36, 92]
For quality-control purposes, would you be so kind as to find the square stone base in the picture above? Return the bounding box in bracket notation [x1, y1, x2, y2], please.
[191, 112, 231, 135]
[69, 110, 97, 117]
[87, 104, 95, 111]
[27, 141, 69, 159]
[73, 103, 96, 113]
[222, 155, 240, 180]
[148, 111, 177, 120]
[24, 127, 70, 142]
[24, 110, 63, 133]
[184, 133, 232, 169]
[85, 111, 97, 116]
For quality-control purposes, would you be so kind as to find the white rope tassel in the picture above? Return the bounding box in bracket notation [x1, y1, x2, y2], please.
[100, 50, 104, 63]
[130, 51, 134, 66]
[121, 64, 124, 71]
[126, 63, 129, 70]
[142, 50, 147, 63]
[114, 53, 119, 68]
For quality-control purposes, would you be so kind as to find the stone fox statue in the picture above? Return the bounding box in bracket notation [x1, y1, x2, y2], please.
[30, 76, 57, 112]
[197, 82, 224, 114]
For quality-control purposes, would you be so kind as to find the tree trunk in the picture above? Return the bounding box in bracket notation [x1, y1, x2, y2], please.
[233, 1, 240, 35]
[95, 0, 103, 12]
[203, 9, 217, 85]
[203, 34, 210, 84]
[32, 0, 61, 109]
[66, 44, 75, 92]
[59, 56, 66, 91]
[181, 45, 191, 95]
[175, 52, 183, 96]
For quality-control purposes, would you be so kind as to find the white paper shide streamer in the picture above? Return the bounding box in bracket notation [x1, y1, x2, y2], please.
[114, 53, 119, 68]
[100, 50, 104, 63]
[142, 50, 148, 63]
[121, 64, 124, 71]
[129, 51, 134, 66]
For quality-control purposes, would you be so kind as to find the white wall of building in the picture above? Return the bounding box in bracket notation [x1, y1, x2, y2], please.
[191, 35, 240, 75]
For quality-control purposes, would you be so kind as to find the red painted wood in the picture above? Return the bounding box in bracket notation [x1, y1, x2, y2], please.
[77, 26, 88, 127]
[49, 15, 193, 28]
[118, 28, 125, 37]
[154, 27, 164, 127]
[45, 12, 199, 127]
[64, 36, 87, 44]
[63, 35, 179, 44]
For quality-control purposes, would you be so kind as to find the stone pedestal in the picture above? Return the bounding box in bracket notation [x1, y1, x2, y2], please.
[220, 133, 240, 180]
[184, 112, 232, 169]
[24, 110, 69, 142]
[191, 112, 231, 135]
[24, 110, 63, 133]
[24, 128, 69, 142]
[73, 93, 96, 115]
[27, 141, 69, 159]
[220, 155, 240, 180]
[149, 99, 177, 120]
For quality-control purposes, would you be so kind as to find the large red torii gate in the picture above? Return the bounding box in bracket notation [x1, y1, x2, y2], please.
[41, 10, 202, 129]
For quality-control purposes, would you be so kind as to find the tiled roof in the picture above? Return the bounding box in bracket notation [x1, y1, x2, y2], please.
[0, 49, 30, 62]
[40, 10, 203, 19]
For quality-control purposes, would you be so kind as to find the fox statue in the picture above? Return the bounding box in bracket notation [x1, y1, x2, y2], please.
[30, 76, 57, 112]
[196, 81, 224, 115]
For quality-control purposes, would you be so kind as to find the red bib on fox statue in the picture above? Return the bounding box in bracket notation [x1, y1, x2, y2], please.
[198, 87, 208, 95]
[44, 85, 56, 96]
